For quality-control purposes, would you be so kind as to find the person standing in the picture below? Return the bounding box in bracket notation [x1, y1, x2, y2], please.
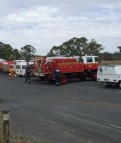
[9, 66, 15, 79]
[25, 65, 32, 84]
[54, 68, 61, 85]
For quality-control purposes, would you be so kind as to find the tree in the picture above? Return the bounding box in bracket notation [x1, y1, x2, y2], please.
[99, 52, 113, 61]
[47, 37, 88, 56]
[0, 42, 5, 59]
[83, 39, 104, 55]
[47, 37, 103, 57]
[12, 49, 21, 60]
[0, 44, 13, 60]
[20, 45, 36, 61]
[75, 37, 88, 55]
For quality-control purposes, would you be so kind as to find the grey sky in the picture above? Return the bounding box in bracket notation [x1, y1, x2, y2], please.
[0, 0, 121, 55]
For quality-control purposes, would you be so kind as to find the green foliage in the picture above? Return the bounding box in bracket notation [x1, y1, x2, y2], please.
[83, 39, 103, 55]
[0, 43, 13, 60]
[98, 52, 121, 61]
[0, 39, 120, 62]
[0, 42, 36, 61]
[20, 45, 36, 61]
[0, 42, 21, 60]
[12, 49, 21, 60]
[47, 37, 104, 57]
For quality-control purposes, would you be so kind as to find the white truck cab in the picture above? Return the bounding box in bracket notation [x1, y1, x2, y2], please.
[97, 65, 121, 88]
[82, 56, 100, 63]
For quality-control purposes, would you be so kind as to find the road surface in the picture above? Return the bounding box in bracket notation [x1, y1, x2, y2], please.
[0, 74, 121, 143]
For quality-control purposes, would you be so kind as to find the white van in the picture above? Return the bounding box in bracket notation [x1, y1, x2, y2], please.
[15, 61, 34, 76]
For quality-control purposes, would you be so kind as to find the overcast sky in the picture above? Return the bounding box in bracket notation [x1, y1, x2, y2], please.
[0, 0, 121, 55]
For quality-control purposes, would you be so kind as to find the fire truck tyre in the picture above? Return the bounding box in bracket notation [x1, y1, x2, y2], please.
[61, 75, 68, 84]
[118, 81, 121, 89]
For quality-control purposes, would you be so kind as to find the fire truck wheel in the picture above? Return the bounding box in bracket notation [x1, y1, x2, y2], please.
[61, 75, 68, 84]
[118, 81, 121, 88]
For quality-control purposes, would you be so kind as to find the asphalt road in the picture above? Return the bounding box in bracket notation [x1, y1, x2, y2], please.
[0, 74, 121, 143]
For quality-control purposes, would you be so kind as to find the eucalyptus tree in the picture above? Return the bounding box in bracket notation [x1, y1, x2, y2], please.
[47, 37, 103, 57]
[47, 37, 88, 56]
[0, 42, 5, 59]
[0, 43, 13, 60]
[20, 45, 36, 61]
[83, 39, 104, 55]
[12, 49, 21, 60]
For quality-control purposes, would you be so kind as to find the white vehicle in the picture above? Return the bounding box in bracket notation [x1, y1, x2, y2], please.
[97, 65, 121, 88]
[0, 59, 5, 62]
[15, 61, 34, 76]
[44, 56, 100, 63]
[15, 60, 26, 64]
[82, 55, 100, 63]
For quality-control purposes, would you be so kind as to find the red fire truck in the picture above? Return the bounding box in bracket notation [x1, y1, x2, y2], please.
[34, 56, 100, 84]
[32, 60, 42, 77]
[0, 61, 16, 74]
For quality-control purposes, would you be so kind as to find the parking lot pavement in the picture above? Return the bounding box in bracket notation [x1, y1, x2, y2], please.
[0, 74, 121, 143]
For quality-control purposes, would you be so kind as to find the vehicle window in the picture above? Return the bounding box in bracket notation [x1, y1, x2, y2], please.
[87, 57, 93, 63]
[77, 57, 83, 62]
[80, 58, 83, 62]
[16, 65, 20, 69]
[95, 57, 100, 63]
[22, 65, 26, 69]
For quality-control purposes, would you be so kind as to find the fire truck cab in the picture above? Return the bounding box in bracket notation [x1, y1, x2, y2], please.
[82, 56, 100, 80]
[82, 55, 100, 63]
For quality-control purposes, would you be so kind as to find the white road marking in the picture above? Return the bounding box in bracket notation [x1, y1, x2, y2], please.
[56, 111, 121, 133]
[89, 86, 97, 89]
[116, 91, 121, 94]
[54, 105, 116, 125]
[109, 124, 121, 129]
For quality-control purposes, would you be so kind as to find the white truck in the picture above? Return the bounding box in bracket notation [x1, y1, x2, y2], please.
[15, 61, 34, 76]
[97, 65, 121, 88]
